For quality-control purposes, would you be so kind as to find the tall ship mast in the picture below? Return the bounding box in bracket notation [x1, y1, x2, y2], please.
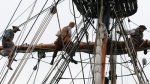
[0, 0, 150, 84]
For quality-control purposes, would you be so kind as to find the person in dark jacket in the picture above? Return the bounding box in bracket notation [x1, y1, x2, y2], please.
[0, 26, 20, 70]
[117, 25, 147, 66]
[125, 25, 146, 47]
[117, 25, 147, 48]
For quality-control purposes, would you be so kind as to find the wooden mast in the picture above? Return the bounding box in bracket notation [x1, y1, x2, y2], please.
[93, 0, 108, 84]
[109, 34, 117, 84]
[101, 35, 108, 84]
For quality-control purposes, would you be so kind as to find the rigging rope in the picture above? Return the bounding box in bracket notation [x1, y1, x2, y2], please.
[79, 52, 86, 84]
[42, 15, 86, 82]
[1, 0, 41, 81]
[0, 0, 24, 82]
[69, 0, 81, 18]
[12, 9, 53, 84]
[69, 58, 93, 84]
[50, 18, 93, 84]
[0, 0, 107, 83]
[68, 65, 75, 84]
[42, 18, 85, 83]
[111, 2, 149, 83]
[26, 59, 41, 84]
[0, 0, 23, 40]
[72, 1, 86, 83]
[33, 61, 40, 84]
[42, 11, 94, 84]
[8, 0, 50, 83]
[113, 19, 139, 83]
[15, 5, 54, 83]
[8, 2, 36, 28]
[116, 20, 139, 84]
[103, 4, 140, 82]
[18, 0, 64, 28]
[26, 71, 35, 84]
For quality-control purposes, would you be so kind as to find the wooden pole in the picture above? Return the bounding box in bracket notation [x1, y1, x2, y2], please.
[0, 41, 149, 54]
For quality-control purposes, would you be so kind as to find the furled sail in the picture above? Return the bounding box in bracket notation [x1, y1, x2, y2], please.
[93, 23, 108, 84]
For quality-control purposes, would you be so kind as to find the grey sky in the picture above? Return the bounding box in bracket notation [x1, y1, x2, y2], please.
[0, 0, 150, 84]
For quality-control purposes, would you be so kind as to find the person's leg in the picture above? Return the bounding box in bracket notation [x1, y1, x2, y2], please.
[50, 38, 63, 65]
[7, 52, 14, 70]
[65, 42, 77, 64]
[7, 42, 16, 70]
[50, 45, 59, 65]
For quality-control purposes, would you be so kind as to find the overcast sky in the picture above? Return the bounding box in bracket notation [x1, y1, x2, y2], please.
[0, 0, 150, 84]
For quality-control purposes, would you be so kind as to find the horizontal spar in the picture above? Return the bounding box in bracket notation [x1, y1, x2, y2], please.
[0, 41, 149, 55]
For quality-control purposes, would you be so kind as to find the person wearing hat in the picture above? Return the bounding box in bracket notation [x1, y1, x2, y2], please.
[124, 25, 147, 46]
[117, 25, 147, 46]
[117, 25, 147, 66]
[0, 26, 20, 70]
[50, 21, 77, 65]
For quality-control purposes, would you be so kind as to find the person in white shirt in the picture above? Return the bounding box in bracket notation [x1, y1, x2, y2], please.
[50, 22, 77, 65]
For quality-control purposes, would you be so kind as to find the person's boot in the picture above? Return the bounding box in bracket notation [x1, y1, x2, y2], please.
[7, 58, 13, 70]
[69, 58, 77, 64]
[13, 58, 17, 61]
[7, 65, 13, 70]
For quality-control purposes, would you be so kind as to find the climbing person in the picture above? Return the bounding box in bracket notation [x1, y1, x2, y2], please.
[0, 26, 20, 70]
[50, 21, 77, 65]
[117, 25, 147, 66]
[117, 25, 147, 50]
